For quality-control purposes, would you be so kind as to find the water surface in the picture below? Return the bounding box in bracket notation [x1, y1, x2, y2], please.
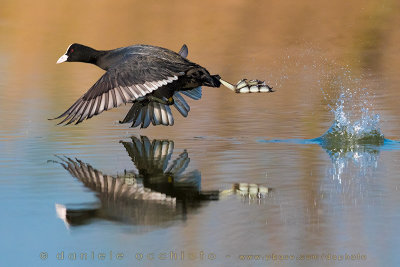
[1, 1, 400, 266]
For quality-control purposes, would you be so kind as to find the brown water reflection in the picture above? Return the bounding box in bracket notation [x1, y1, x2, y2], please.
[1, 1, 400, 266]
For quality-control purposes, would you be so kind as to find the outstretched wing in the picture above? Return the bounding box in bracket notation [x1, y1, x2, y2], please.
[178, 44, 188, 59]
[52, 54, 190, 125]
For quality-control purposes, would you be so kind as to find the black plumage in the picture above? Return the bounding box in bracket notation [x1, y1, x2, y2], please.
[53, 43, 221, 128]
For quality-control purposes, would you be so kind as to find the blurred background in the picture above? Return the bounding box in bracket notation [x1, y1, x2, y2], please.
[1, 0, 400, 139]
[1, 0, 400, 266]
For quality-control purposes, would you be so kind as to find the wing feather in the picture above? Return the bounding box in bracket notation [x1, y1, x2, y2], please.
[52, 53, 191, 125]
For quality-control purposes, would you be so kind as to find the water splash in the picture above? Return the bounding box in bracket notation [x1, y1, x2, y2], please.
[313, 71, 385, 184]
[260, 66, 388, 187]
[263, 80, 386, 149]
[315, 69, 385, 152]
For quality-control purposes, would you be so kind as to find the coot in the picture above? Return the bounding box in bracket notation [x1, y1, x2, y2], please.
[53, 43, 273, 128]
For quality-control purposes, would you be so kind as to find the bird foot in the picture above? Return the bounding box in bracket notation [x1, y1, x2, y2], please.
[220, 78, 274, 93]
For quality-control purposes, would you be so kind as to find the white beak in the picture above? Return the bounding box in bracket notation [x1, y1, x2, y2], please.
[56, 54, 68, 64]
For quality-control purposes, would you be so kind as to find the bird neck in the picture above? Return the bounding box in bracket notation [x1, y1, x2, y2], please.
[87, 49, 107, 66]
[73, 44, 106, 66]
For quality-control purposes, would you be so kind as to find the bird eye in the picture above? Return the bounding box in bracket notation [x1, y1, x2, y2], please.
[70, 49, 74, 53]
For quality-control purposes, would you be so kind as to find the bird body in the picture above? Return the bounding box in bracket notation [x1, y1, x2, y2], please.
[54, 43, 220, 128]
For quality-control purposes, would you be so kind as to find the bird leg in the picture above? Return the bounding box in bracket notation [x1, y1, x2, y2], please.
[146, 96, 174, 105]
[219, 78, 274, 94]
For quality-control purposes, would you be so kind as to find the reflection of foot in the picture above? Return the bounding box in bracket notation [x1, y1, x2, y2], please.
[220, 78, 274, 94]
[220, 183, 270, 199]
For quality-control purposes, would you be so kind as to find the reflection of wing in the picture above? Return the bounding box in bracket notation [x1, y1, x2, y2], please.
[121, 136, 174, 175]
[57, 156, 175, 203]
[121, 136, 219, 200]
[121, 135, 197, 180]
[165, 150, 189, 176]
[55, 156, 180, 228]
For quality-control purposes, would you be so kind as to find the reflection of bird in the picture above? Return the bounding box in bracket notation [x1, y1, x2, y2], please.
[54, 136, 219, 228]
[52, 43, 273, 128]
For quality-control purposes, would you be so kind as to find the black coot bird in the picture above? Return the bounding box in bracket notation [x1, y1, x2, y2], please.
[53, 43, 222, 128]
